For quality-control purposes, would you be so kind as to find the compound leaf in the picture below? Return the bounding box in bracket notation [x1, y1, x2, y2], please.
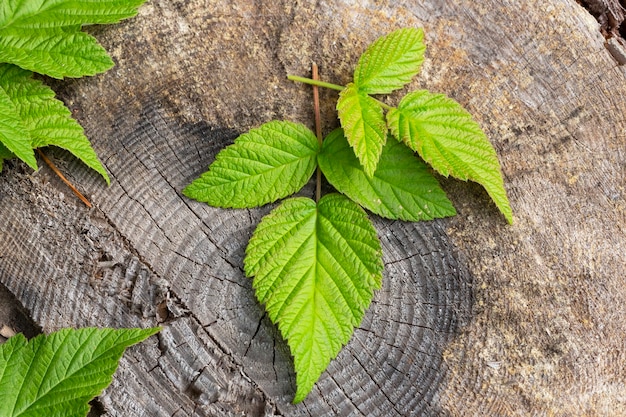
[0, 64, 110, 183]
[319, 128, 456, 221]
[184, 121, 319, 208]
[387, 90, 513, 223]
[336, 83, 387, 177]
[353, 27, 425, 95]
[244, 194, 383, 403]
[0, 27, 113, 79]
[0, 327, 159, 417]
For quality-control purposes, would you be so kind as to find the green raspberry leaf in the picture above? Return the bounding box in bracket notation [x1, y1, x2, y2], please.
[0, 0, 146, 28]
[0, 327, 159, 417]
[184, 121, 320, 208]
[0, 0, 146, 78]
[387, 90, 513, 223]
[0, 74, 36, 170]
[0, 64, 110, 183]
[0, 27, 113, 79]
[244, 194, 383, 403]
[318, 128, 456, 221]
[336, 83, 387, 177]
[353, 27, 425, 95]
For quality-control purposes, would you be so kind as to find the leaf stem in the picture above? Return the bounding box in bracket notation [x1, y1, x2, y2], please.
[37, 148, 92, 208]
[287, 75, 345, 92]
[288, 74, 394, 111]
[312, 64, 323, 203]
[370, 96, 394, 111]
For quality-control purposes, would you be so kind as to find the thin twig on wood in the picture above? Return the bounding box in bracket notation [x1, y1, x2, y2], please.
[36, 149, 92, 208]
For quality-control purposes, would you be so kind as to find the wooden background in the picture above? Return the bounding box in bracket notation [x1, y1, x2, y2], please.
[1, 0, 625, 415]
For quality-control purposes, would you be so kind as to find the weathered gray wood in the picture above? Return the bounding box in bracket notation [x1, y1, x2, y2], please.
[0, 282, 40, 343]
[1, 0, 626, 415]
[0, 112, 470, 415]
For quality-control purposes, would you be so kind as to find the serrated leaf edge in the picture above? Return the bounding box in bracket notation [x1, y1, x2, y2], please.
[336, 83, 388, 177]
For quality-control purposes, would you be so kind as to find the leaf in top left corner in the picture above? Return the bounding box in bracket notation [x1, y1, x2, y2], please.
[0, 64, 110, 182]
[0, 0, 147, 28]
[0, 27, 114, 79]
[0, 0, 148, 78]
[0, 67, 36, 170]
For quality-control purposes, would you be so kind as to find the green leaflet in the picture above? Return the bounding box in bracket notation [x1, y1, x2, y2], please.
[0, 64, 110, 183]
[0, 0, 146, 28]
[0, 27, 113, 79]
[0, 0, 146, 78]
[353, 27, 426, 95]
[0, 327, 159, 417]
[0, 73, 36, 169]
[336, 83, 387, 177]
[387, 90, 513, 223]
[183, 121, 319, 208]
[0, 0, 147, 180]
[244, 194, 383, 403]
[319, 128, 456, 221]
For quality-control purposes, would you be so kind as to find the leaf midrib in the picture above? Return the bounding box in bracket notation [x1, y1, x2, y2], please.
[13, 331, 124, 416]
[0, 34, 111, 69]
[211, 156, 311, 187]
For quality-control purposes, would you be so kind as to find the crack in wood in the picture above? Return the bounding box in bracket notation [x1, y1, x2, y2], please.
[350, 353, 399, 416]
[109, 150, 176, 247]
[576, 0, 626, 64]
[244, 311, 266, 357]
[85, 206, 279, 414]
[172, 249, 248, 291]
[152, 318, 275, 414]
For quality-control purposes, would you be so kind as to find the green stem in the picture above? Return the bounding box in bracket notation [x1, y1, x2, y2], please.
[287, 75, 345, 92]
[311, 64, 323, 203]
[288, 75, 395, 111]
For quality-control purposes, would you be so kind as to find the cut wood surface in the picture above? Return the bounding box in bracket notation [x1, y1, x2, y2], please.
[1, 0, 625, 415]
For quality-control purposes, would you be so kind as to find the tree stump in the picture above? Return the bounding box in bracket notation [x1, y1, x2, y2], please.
[1, 0, 625, 415]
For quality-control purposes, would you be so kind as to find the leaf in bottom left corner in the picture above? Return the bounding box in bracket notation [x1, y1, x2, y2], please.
[0, 327, 159, 417]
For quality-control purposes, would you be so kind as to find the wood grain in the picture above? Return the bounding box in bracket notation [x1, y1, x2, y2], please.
[1, 0, 625, 415]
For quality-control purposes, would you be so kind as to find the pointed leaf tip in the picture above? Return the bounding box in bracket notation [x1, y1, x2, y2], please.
[387, 90, 513, 223]
[354, 27, 426, 94]
[0, 28, 114, 79]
